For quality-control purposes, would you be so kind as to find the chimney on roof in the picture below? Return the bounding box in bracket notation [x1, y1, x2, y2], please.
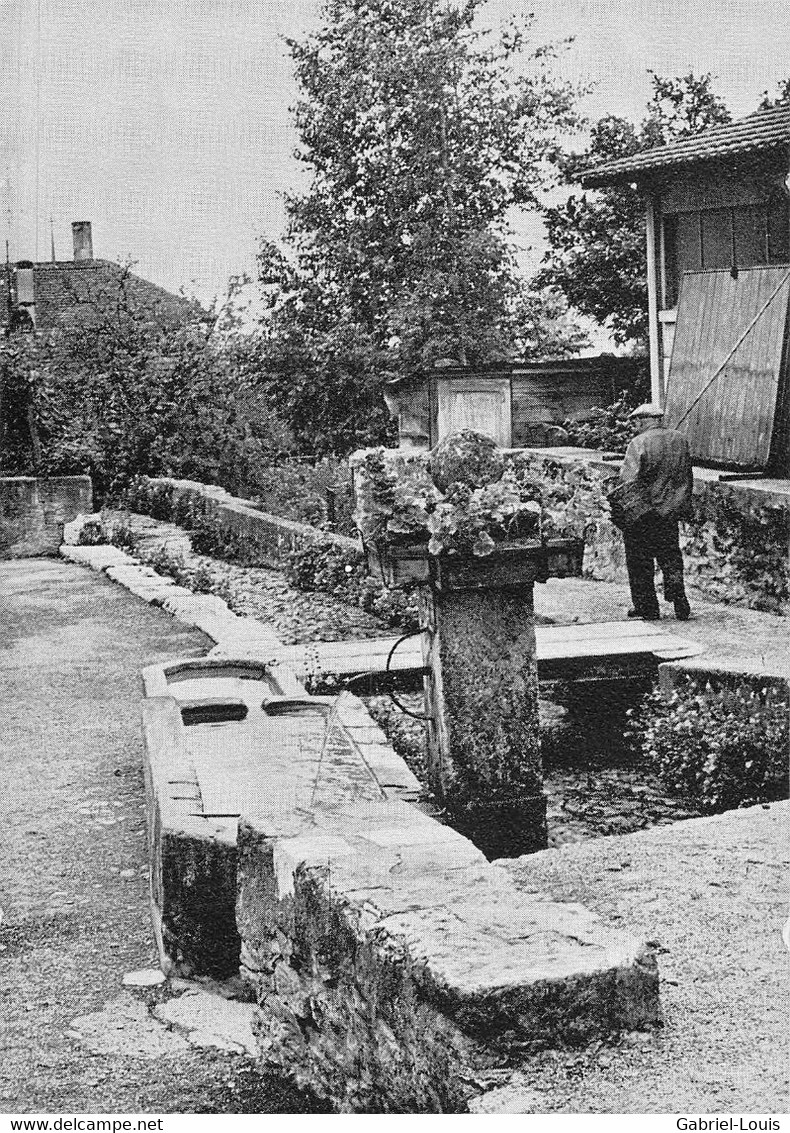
[72, 221, 93, 261]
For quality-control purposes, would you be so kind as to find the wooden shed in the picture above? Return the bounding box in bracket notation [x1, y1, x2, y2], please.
[384, 355, 645, 449]
[582, 105, 790, 473]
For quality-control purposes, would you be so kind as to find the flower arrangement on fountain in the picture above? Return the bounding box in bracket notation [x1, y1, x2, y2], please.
[351, 430, 594, 562]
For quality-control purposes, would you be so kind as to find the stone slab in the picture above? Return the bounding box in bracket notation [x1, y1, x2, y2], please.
[60, 544, 137, 570]
[658, 656, 790, 702]
[238, 794, 660, 1112]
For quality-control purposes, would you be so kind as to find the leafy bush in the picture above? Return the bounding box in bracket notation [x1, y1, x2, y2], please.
[76, 518, 107, 546]
[122, 476, 175, 521]
[187, 515, 252, 564]
[627, 679, 789, 813]
[285, 540, 420, 632]
[109, 518, 139, 553]
[248, 458, 355, 536]
[0, 269, 293, 502]
[562, 395, 639, 453]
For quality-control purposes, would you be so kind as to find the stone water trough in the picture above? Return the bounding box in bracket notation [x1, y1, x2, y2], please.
[142, 656, 661, 1111]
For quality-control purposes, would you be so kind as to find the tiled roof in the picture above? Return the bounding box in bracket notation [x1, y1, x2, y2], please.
[581, 105, 790, 187]
[1, 259, 202, 330]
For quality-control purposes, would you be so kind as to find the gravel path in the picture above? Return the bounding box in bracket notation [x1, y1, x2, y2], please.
[120, 512, 388, 645]
[0, 559, 324, 1114]
[499, 802, 789, 1114]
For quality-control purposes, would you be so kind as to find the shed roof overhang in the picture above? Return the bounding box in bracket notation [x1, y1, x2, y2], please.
[580, 105, 790, 189]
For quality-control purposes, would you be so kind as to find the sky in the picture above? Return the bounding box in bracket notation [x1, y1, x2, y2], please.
[2, 0, 788, 306]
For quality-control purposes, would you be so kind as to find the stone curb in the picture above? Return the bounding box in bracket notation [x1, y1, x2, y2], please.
[659, 656, 790, 694]
[59, 542, 284, 653]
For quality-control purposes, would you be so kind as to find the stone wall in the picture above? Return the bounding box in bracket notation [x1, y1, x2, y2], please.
[144, 476, 358, 567]
[514, 450, 790, 615]
[0, 475, 92, 557]
[236, 802, 660, 1113]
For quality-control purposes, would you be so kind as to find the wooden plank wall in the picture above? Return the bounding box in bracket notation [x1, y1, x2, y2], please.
[511, 361, 623, 446]
[664, 266, 790, 469]
[401, 356, 647, 449]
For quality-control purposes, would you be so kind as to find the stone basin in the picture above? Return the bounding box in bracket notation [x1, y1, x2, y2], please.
[140, 657, 422, 979]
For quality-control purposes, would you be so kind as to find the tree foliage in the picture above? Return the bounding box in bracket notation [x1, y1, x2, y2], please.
[537, 72, 733, 346]
[1, 267, 290, 501]
[255, 0, 588, 455]
[759, 78, 790, 109]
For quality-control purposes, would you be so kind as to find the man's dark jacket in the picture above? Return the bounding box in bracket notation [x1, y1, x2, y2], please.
[618, 424, 693, 520]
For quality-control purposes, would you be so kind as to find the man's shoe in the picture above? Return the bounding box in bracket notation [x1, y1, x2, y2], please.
[627, 608, 660, 620]
[674, 596, 691, 621]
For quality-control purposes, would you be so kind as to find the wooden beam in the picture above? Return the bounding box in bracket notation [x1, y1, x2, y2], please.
[645, 190, 663, 405]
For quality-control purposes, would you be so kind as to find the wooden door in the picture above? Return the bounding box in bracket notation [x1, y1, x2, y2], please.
[436, 377, 512, 446]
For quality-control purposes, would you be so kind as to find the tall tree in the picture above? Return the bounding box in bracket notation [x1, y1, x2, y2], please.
[536, 72, 732, 347]
[256, 0, 586, 454]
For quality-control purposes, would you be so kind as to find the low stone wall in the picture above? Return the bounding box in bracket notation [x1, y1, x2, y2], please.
[0, 475, 92, 556]
[143, 476, 358, 567]
[658, 656, 790, 700]
[515, 450, 790, 615]
[237, 801, 660, 1113]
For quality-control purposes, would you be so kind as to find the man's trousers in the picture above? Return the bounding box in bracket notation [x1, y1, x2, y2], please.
[623, 514, 687, 619]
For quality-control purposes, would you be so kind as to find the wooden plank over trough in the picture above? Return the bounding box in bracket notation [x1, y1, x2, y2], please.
[664, 265, 790, 471]
[269, 621, 704, 687]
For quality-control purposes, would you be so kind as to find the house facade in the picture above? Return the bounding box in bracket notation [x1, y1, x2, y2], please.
[582, 106, 790, 473]
[582, 106, 790, 401]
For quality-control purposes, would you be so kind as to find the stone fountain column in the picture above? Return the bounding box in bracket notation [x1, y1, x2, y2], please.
[419, 548, 547, 859]
[354, 435, 584, 860]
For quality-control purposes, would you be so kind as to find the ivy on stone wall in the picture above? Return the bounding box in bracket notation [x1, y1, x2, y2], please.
[681, 489, 790, 614]
[516, 452, 789, 615]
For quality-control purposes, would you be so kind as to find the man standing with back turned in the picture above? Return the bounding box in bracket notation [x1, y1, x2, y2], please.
[617, 402, 694, 621]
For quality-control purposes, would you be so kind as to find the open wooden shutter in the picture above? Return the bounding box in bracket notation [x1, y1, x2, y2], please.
[664, 265, 790, 469]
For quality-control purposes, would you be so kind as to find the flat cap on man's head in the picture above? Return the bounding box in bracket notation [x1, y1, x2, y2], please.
[628, 402, 664, 420]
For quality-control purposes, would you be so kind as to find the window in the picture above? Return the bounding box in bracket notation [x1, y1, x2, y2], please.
[734, 205, 768, 266]
[664, 198, 790, 306]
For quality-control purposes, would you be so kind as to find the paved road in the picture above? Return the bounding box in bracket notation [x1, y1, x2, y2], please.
[0, 558, 321, 1114]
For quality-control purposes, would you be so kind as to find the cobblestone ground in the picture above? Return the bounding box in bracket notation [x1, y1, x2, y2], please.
[115, 512, 389, 645]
